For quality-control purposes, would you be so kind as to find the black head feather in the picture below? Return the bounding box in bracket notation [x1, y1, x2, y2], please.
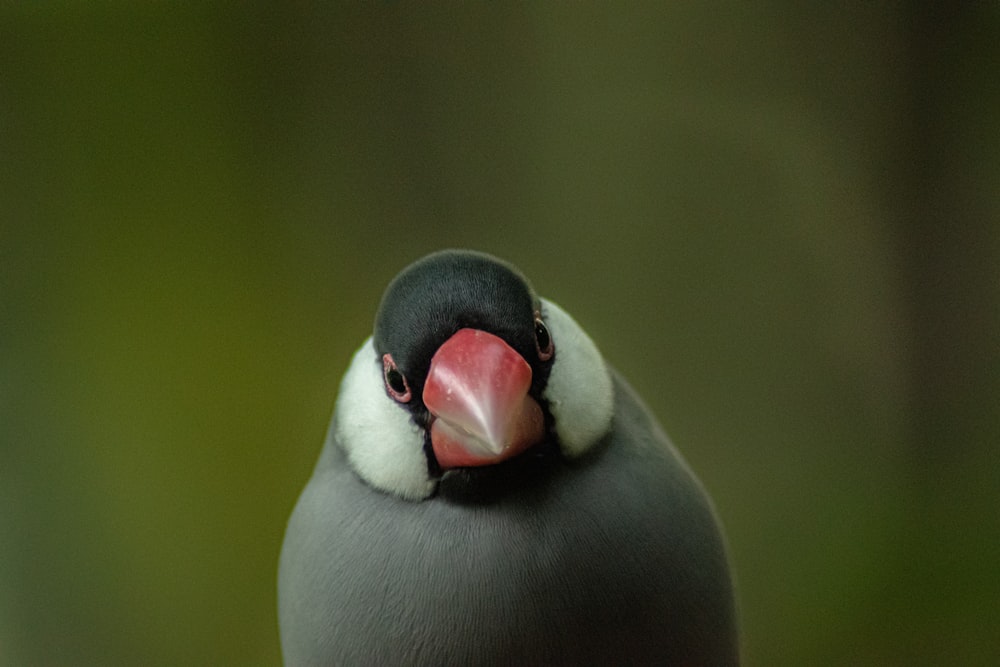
[373, 250, 552, 404]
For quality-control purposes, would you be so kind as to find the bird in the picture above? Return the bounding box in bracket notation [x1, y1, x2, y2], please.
[278, 249, 739, 666]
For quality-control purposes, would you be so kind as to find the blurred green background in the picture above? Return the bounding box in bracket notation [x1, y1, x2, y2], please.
[2, 3, 998, 666]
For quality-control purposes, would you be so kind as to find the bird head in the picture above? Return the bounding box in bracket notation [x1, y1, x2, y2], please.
[333, 250, 613, 500]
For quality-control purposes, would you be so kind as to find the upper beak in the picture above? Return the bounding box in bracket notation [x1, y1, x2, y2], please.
[422, 328, 545, 469]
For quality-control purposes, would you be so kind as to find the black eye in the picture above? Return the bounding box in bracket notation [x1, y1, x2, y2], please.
[534, 314, 554, 361]
[382, 353, 412, 403]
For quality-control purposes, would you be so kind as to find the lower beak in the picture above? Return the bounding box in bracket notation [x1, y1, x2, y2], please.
[422, 328, 545, 469]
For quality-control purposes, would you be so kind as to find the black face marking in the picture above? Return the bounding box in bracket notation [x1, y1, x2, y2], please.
[436, 439, 562, 505]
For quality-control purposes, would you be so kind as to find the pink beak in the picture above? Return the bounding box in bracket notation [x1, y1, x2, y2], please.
[423, 328, 545, 469]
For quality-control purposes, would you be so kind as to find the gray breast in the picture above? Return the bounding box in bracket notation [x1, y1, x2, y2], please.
[278, 374, 739, 666]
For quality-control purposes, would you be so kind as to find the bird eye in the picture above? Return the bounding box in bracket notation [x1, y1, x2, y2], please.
[534, 314, 554, 361]
[382, 354, 412, 402]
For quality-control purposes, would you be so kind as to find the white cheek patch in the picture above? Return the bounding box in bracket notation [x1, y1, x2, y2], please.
[333, 338, 436, 501]
[540, 298, 614, 457]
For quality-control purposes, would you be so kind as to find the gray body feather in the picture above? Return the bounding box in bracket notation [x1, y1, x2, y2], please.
[278, 371, 739, 666]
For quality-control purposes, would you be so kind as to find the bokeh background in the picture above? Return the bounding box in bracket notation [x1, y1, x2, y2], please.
[2, 4, 998, 666]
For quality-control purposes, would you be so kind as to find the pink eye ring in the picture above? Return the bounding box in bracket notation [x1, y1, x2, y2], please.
[534, 314, 554, 361]
[382, 353, 412, 402]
